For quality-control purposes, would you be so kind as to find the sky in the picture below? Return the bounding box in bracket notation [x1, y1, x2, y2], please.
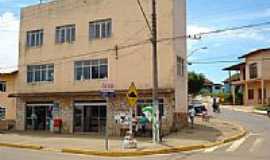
[0, 0, 270, 82]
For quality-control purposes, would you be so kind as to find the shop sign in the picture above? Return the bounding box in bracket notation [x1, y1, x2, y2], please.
[101, 80, 115, 98]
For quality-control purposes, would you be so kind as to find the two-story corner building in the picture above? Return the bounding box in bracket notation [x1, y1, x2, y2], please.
[0, 70, 17, 121]
[10, 0, 187, 136]
[223, 48, 270, 106]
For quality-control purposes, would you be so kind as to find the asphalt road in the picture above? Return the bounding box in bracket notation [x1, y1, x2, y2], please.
[0, 109, 269, 160]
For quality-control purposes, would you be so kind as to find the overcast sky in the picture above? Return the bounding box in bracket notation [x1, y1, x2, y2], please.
[1, 0, 270, 82]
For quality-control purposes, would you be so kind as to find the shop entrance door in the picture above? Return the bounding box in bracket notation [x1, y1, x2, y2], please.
[74, 102, 107, 133]
[26, 104, 52, 131]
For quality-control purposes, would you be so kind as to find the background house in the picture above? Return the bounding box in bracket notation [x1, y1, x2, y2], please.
[0, 69, 17, 120]
[223, 48, 270, 106]
[203, 79, 224, 94]
[0, 69, 17, 130]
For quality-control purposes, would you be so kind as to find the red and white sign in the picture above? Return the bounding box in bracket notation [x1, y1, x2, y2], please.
[101, 80, 115, 93]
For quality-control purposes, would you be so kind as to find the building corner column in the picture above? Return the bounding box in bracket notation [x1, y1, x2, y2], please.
[15, 98, 26, 131]
[261, 79, 265, 105]
[244, 81, 248, 106]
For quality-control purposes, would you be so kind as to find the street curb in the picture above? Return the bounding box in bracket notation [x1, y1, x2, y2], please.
[62, 122, 248, 157]
[0, 142, 43, 150]
[253, 109, 268, 116]
[62, 144, 206, 157]
[0, 120, 247, 157]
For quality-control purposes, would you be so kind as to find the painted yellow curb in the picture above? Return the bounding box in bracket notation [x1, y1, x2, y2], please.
[62, 144, 206, 157]
[62, 123, 248, 157]
[0, 142, 43, 150]
[0, 120, 247, 157]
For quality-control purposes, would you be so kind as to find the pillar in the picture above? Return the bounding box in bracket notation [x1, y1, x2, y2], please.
[244, 82, 248, 106]
[16, 98, 26, 131]
[232, 85, 236, 105]
[261, 79, 265, 105]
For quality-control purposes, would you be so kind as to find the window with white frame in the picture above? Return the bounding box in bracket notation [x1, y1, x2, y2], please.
[56, 24, 76, 43]
[27, 29, 43, 47]
[177, 56, 185, 76]
[74, 58, 108, 80]
[89, 19, 112, 40]
[27, 64, 54, 83]
[0, 107, 6, 120]
[0, 81, 6, 92]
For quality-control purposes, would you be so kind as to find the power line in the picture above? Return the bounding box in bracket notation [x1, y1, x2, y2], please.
[2, 20, 270, 70]
[188, 60, 241, 65]
[0, 38, 151, 70]
[158, 20, 270, 43]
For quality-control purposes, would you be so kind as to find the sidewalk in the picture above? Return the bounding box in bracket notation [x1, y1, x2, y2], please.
[221, 105, 269, 116]
[0, 117, 242, 152]
[221, 105, 254, 113]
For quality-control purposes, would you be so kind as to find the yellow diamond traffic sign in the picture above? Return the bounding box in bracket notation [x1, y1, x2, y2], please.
[127, 82, 138, 107]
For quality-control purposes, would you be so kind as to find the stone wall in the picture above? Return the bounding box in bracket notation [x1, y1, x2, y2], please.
[16, 98, 25, 131]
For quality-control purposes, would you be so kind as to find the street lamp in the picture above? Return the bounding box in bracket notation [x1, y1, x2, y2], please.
[187, 46, 208, 58]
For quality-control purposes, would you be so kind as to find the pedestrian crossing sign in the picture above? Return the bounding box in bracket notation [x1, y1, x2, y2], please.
[127, 82, 138, 107]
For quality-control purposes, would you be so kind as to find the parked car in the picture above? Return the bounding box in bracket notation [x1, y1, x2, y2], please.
[189, 100, 207, 116]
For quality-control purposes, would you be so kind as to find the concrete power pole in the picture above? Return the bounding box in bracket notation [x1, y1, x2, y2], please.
[151, 0, 160, 143]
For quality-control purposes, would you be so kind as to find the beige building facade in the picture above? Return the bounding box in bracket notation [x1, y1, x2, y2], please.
[224, 48, 270, 106]
[11, 0, 187, 135]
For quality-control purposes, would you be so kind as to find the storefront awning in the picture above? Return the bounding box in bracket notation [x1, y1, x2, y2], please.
[9, 88, 174, 98]
[223, 62, 245, 71]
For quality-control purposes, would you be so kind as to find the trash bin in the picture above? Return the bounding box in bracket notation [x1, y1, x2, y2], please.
[53, 118, 62, 133]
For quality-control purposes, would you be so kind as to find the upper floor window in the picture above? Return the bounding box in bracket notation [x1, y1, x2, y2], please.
[177, 56, 185, 76]
[89, 19, 112, 40]
[0, 81, 6, 92]
[75, 58, 108, 81]
[249, 63, 258, 79]
[0, 107, 6, 120]
[56, 24, 76, 43]
[27, 30, 43, 47]
[27, 64, 54, 83]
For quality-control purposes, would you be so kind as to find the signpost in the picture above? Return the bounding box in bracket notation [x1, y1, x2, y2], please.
[101, 80, 115, 151]
[126, 82, 138, 136]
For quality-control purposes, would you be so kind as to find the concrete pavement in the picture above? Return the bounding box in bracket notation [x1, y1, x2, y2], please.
[222, 105, 269, 116]
[1, 109, 269, 159]
[0, 117, 240, 153]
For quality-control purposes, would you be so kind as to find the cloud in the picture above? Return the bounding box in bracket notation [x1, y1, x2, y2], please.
[0, 12, 19, 70]
[224, 8, 270, 21]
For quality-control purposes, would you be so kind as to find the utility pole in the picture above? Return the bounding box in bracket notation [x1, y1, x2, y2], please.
[151, 0, 160, 143]
[137, 0, 160, 143]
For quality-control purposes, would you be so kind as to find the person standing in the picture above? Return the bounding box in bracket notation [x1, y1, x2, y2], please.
[188, 106, 196, 128]
[212, 97, 217, 112]
[31, 112, 37, 130]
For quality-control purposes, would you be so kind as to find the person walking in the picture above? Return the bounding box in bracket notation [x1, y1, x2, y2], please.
[212, 96, 217, 112]
[139, 114, 148, 136]
[188, 106, 196, 129]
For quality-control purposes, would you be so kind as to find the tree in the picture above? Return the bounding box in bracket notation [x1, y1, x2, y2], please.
[188, 72, 205, 96]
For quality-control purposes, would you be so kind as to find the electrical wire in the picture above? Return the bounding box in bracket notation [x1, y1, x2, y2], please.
[2, 18, 270, 70]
